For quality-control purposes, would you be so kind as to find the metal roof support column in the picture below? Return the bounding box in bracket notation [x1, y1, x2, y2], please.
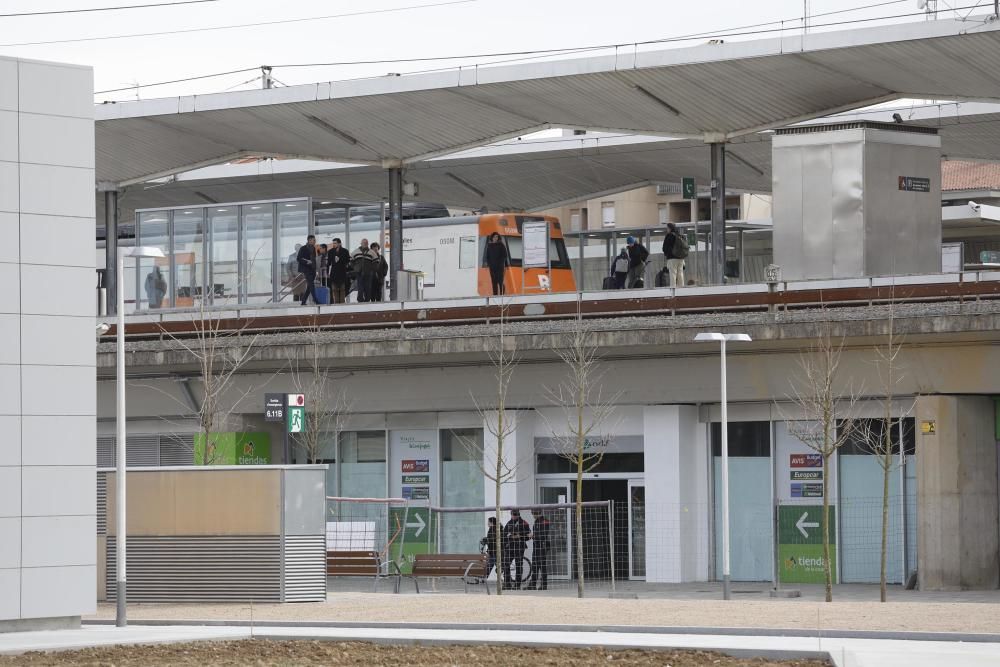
[710, 142, 727, 285]
[387, 165, 404, 301]
[104, 189, 119, 315]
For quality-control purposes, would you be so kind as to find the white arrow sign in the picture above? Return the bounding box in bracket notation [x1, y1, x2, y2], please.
[796, 512, 820, 539]
[406, 513, 426, 538]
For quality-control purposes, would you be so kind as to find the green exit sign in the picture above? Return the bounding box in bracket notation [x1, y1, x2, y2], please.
[682, 177, 696, 199]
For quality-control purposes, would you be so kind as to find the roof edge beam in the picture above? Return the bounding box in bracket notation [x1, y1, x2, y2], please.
[111, 151, 254, 188]
[724, 93, 902, 140]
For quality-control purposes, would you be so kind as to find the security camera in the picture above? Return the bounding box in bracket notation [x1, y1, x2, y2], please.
[969, 201, 981, 212]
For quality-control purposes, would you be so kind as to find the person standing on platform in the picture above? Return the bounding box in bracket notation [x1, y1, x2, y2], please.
[296, 235, 318, 306]
[661, 222, 689, 287]
[369, 242, 389, 302]
[484, 232, 510, 296]
[327, 237, 351, 304]
[351, 238, 376, 303]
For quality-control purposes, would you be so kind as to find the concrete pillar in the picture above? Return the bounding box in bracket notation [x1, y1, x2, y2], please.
[917, 395, 999, 590]
[0, 56, 96, 630]
[387, 166, 403, 301]
[482, 410, 535, 509]
[642, 405, 708, 582]
[709, 142, 726, 285]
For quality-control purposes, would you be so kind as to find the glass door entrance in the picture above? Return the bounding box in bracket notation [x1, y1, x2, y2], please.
[628, 482, 646, 579]
[537, 482, 572, 578]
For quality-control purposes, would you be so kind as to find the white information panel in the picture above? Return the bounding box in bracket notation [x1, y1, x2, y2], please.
[388, 430, 438, 504]
[522, 220, 549, 268]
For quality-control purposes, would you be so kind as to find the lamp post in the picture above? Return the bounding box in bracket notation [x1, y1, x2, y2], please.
[694, 332, 752, 601]
[115, 246, 164, 627]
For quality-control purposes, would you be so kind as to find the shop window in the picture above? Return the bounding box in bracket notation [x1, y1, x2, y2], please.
[711, 421, 770, 457]
[440, 429, 485, 552]
[339, 431, 386, 501]
[838, 418, 915, 456]
[536, 453, 644, 474]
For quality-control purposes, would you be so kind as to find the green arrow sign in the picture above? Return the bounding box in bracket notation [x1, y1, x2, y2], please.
[778, 505, 836, 545]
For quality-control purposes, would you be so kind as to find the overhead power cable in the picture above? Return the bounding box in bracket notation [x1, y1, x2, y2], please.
[0, 0, 221, 18]
[91, 0, 989, 98]
[1, 0, 479, 48]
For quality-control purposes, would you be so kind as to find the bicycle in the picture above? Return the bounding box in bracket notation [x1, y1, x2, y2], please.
[479, 539, 532, 587]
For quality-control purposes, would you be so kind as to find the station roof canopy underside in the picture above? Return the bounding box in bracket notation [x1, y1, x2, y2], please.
[104, 102, 1000, 216]
[97, 15, 1000, 193]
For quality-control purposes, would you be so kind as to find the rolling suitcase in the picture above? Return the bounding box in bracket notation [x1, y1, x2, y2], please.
[602, 276, 616, 290]
[314, 285, 331, 305]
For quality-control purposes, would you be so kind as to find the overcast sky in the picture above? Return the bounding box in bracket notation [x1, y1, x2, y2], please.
[0, 0, 990, 101]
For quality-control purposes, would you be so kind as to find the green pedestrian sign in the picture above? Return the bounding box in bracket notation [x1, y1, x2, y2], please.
[682, 177, 696, 199]
[778, 505, 837, 584]
[287, 406, 305, 433]
[388, 507, 438, 574]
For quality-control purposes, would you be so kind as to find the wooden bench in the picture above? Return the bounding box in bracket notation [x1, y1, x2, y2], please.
[326, 550, 401, 592]
[408, 553, 490, 594]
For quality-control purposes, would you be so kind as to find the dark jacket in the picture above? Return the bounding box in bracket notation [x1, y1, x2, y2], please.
[503, 515, 531, 550]
[296, 243, 316, 274]
[531, 516, 551, 553]
[328, 246, 351, 285]
[484, 241, 509, 269]
[483, 524, 500, 555]
[662, 232, 679, 259]
[627, 242, 648, 268]
[375, 254, 389, 280]
[351, 247, 376, 277]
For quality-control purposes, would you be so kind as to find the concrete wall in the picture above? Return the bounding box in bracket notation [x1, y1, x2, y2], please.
[0, 56, 95, 630]
[917, 395, 999, 590]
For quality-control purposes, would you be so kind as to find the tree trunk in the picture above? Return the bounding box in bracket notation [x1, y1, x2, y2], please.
[495, 413, 504, 596]
[822, 451, 833, 603]
[880, 445, 891, 603]
[575, 446, 584, 599]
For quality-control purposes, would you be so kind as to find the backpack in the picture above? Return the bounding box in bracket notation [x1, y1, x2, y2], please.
[613, 256, 629, 274]
[673, 233, 690, 259]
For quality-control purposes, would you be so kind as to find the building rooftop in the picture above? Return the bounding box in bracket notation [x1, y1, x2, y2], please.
[943, 160, 1000, 192]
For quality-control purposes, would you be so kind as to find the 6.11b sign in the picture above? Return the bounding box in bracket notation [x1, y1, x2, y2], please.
[264, 394, 284, 422]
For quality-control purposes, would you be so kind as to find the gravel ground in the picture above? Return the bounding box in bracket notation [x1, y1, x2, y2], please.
[0, 640, 830, 667]
[87, 595, 1000, 634]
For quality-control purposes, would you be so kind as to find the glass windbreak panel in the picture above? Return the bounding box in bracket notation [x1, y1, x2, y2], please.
[348, 219, 382, 249]
[440, 429, 485, 553]
[339, 431, 386, 518]
[242, 204, 275, 304]
[173, 208, 205, 308]
[315, 205, 348, 246]
[277, 201, 310, 305]
[208, 207, 239, 305]
[137, 211, 170, 311]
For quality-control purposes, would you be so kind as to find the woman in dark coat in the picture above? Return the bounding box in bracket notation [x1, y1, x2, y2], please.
[484, 232, 510, 296]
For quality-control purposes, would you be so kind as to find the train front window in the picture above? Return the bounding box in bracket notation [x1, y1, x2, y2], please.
[481, 231, 571, 269]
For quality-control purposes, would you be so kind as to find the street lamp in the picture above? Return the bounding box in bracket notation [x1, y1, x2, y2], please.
[694, 332, 752, 601]
[115, 246, 164, 627]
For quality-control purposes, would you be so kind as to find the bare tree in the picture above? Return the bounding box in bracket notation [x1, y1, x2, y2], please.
[856, 299, 914, 602]
[543, 307, 620, 598]
[780, 320, 862, 602]
[459, 297, 524, 596]
[287, 319, 354, 464]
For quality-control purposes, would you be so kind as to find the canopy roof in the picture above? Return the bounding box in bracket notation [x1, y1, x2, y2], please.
[96, 16, 1000, 188]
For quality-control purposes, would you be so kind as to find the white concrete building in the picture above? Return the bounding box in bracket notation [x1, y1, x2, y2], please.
[0, 56, 96, 630]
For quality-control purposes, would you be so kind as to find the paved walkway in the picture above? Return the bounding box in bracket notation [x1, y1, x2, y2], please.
[87, 589, 1000, 634]
[2, 624, 1000, 667]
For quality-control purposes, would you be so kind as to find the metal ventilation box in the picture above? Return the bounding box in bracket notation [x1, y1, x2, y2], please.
[772, 121, 941, 280]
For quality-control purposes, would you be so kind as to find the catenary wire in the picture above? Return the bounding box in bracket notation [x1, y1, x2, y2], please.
[3, 0, 481, 49]
[92, 0, 971, 97]
[0, 0, 221, 18]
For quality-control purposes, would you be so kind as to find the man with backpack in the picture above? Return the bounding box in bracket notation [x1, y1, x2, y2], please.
[626, 236, 649, 289]
[662, 222, 689, 287]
